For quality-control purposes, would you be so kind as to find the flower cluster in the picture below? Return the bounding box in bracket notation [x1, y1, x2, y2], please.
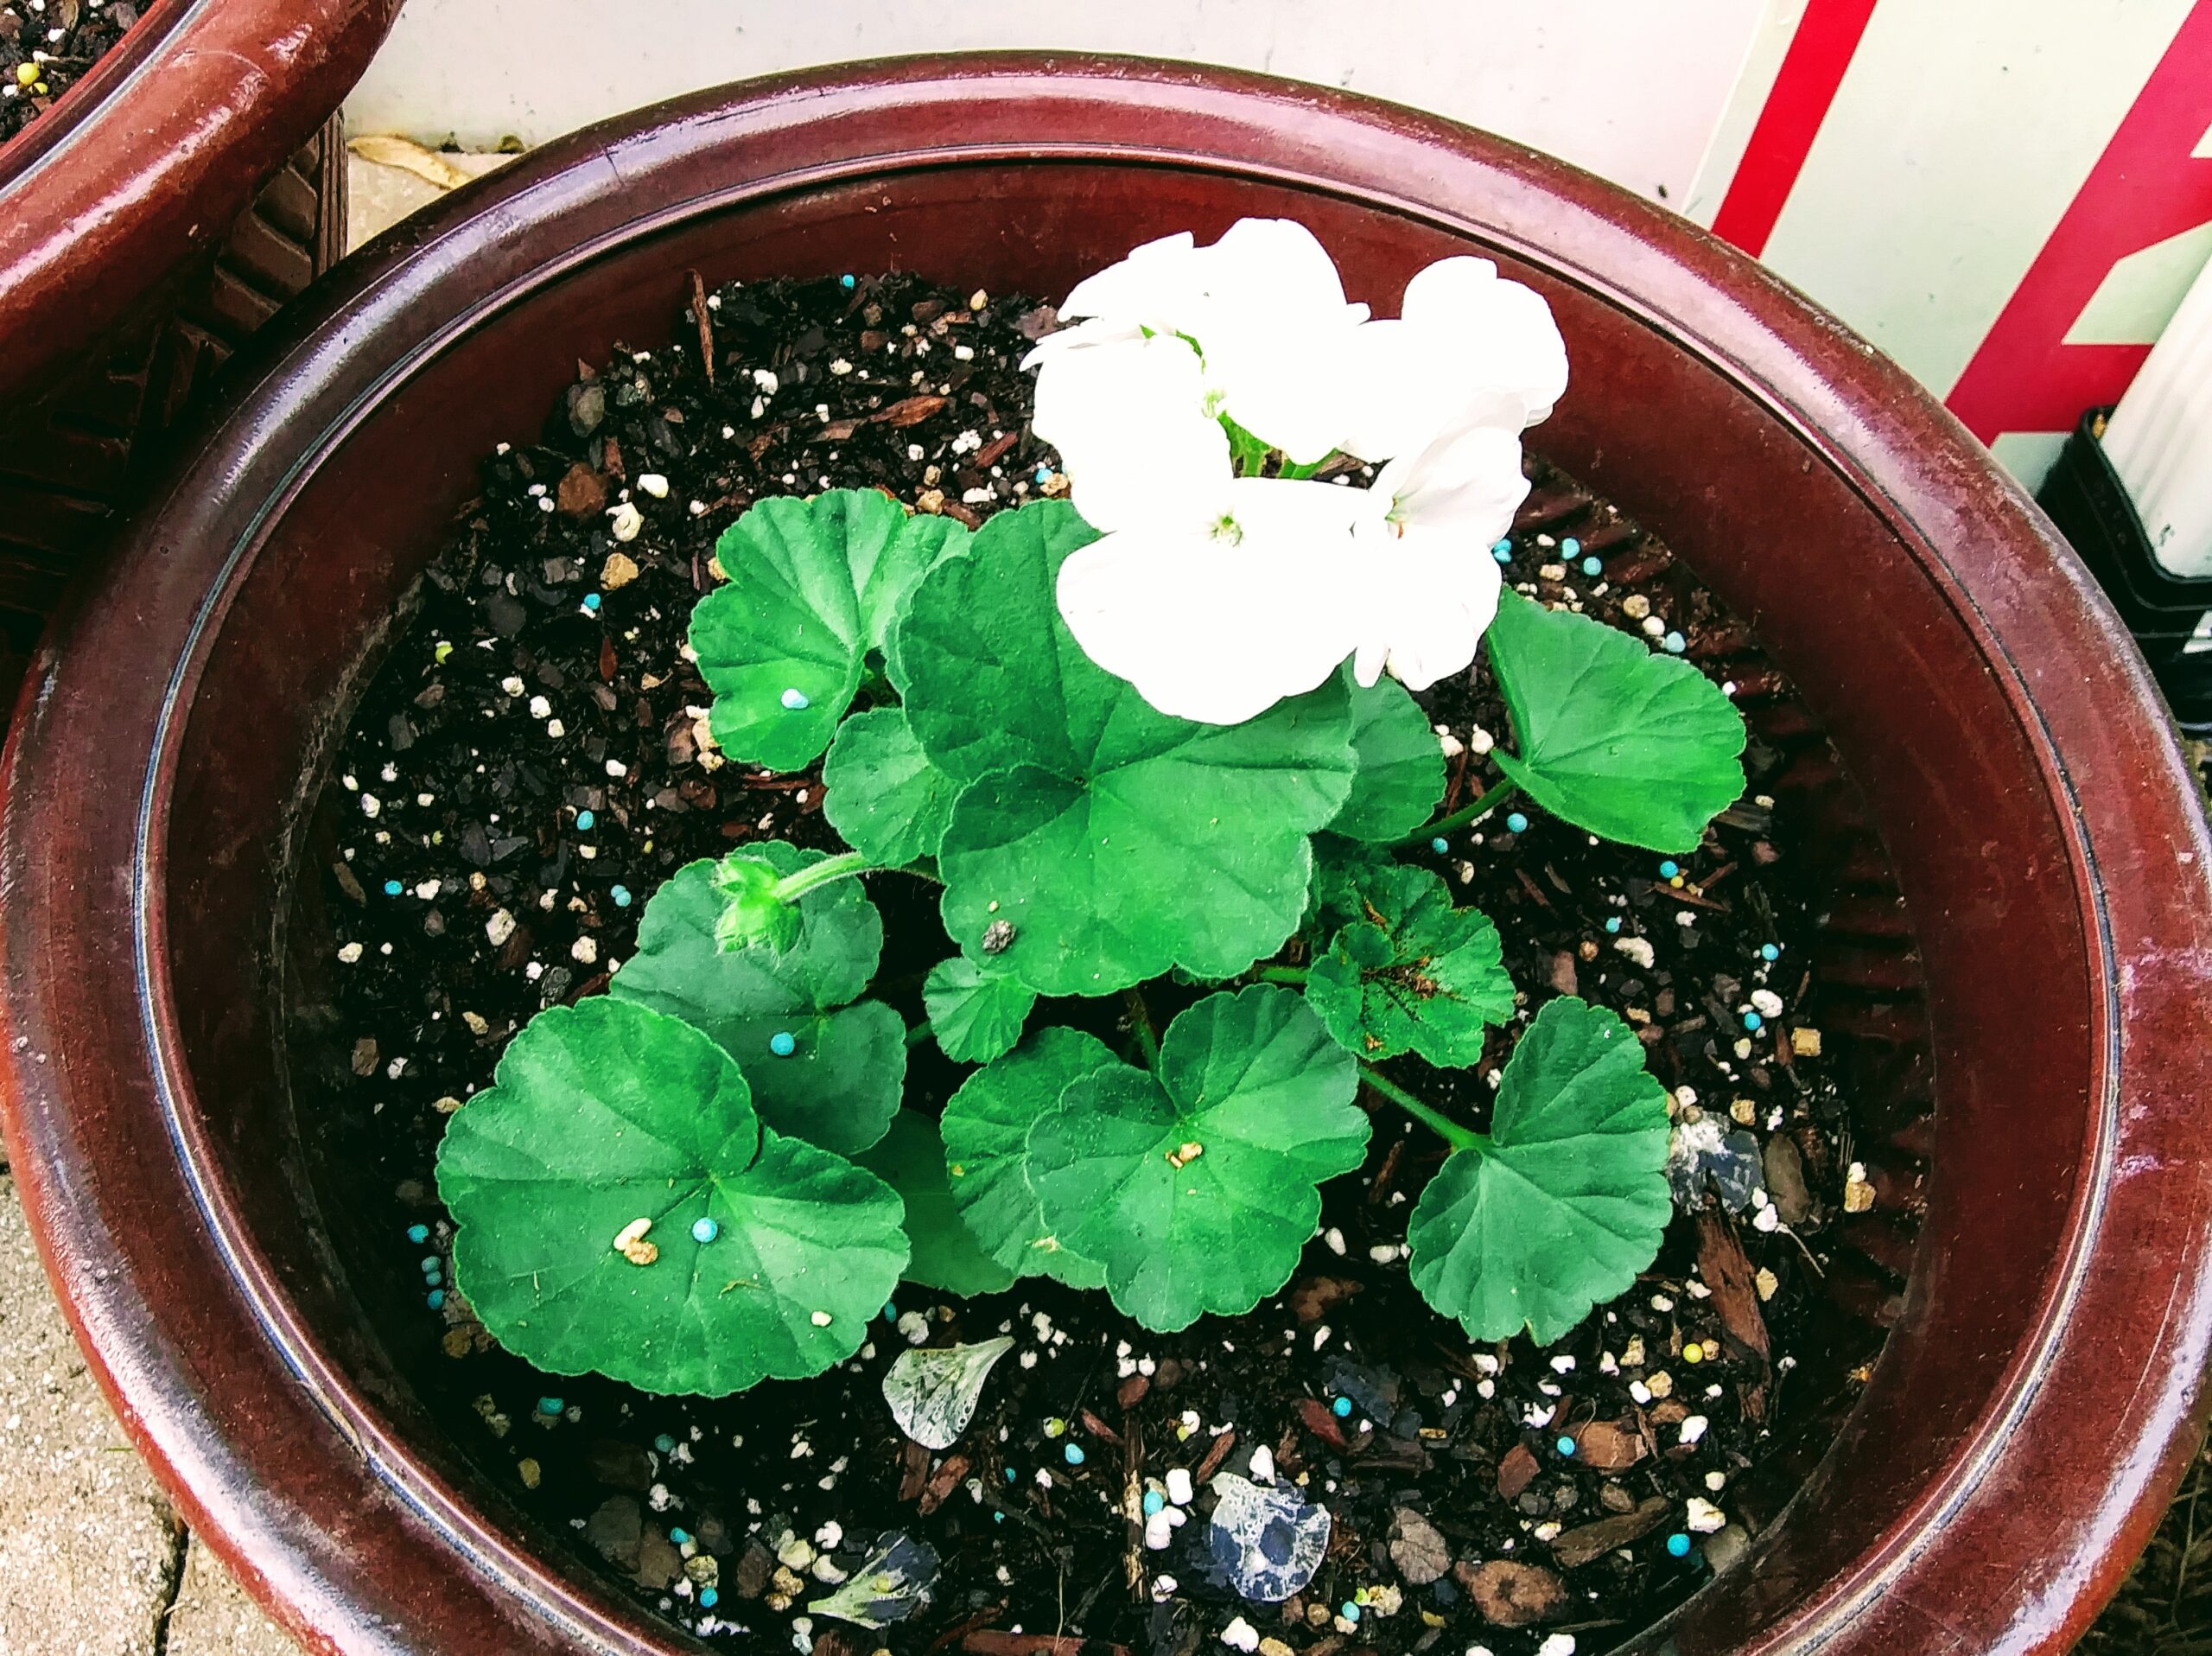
[1027, 219, 1568, 723]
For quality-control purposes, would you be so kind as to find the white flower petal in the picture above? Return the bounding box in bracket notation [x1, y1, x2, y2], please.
[1337, 257, 1567, 461]
[1056, 477, 1363, 724]
[1045, 218, 1370, 468]
[1031, 333, 1230, 534]
[1372, 419, 1530, 541]
[1353, 522, 1504, 691]
[1061, 232, 1202, 324]
[1344, 418, 1526, 691]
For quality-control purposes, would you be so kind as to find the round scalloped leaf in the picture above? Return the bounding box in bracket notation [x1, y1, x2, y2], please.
[1028, 986, 1367, 1331]
[823, 706, 960, 869]
[923, 957, 1038, 1064]
[898, 502, 1357, 996]
[611, 850, 899, 1154]
[939, 1028, 1116, 1288]
[1326, 673, 1446, 842]
[1306, 863, 1512, 1066]
[1482, 591, 1746, 853]
[438, 998, 907, 1396]
[691, 490, 969, 770]
[1406, 997, 1671, 1345]
[855, 1111, 1019, 1296]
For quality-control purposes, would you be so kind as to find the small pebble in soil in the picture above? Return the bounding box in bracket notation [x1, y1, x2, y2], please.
[1762, 942, 1782, 960]
[1506, 811, 1530, 833]
[406, 1223, 429, 1244]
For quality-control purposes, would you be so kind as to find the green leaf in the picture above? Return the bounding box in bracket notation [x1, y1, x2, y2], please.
[855, 1111, 1018, 1296]
[1306, 863, 1513, 1066]
[691, 490, 969, 770]
[611, 850, 901, 1155]
[1028, 987, 1367, 1331]
[822, 706, 959, 868]
[1483, 591, 1746, 852]
[437, 998, 907, 1396]
[1304, 833, 1390, 938]
[1326, 673, 1446, 842]
[938, 1028, 1116, 1288]
[923, 957, 1038, 1064]
[898, 500, 1357, 996]
[1406, 997, 1671, 1344]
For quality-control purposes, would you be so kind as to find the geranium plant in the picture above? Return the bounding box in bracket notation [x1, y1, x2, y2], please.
[436, 220, 1749, 1394]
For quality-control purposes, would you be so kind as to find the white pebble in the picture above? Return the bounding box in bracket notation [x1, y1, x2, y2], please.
[1613, 935, 1656, 968]
[809, 1310, 833, 1327]
[486, 909, 517, 946]
[1751, 988, 1784, 1018]
[1248, 1445, 1275, 1484]
[1686, 1497, 1726, 1532]
[337, 942, 363, 965]
[571, 937, 599, 965]
[1537, 1637, 1578, 1656]
[1166, 1468, 1194, 1505]
[1220, 1617, 1260, 1652]
[1679, 1415, 1709, 1445]
[608, 501, 643, 542]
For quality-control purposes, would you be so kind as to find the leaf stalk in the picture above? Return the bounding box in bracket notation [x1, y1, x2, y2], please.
[771, 850, 873, 902]
[1358, 1066, 1482, 1154]
[1407, 777, 1522, 848]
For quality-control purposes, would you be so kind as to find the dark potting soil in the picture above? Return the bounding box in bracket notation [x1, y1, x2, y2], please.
[283, 270, 1923, 1656]
[0, 0, 139, 146]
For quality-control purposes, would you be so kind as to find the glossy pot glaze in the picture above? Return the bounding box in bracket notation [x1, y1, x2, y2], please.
[4, 55, 2210, 1656]
[0, 0, 399, 718]
[0, 0, 398, 404]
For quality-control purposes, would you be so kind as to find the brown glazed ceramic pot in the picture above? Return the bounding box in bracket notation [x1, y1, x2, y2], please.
[0, 0, 400, 716]
[3, 56, 2210, 1656]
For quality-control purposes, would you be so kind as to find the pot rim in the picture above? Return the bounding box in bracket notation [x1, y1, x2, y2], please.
[6, 52, 2211, 1656]
[0, 0, 400, 408]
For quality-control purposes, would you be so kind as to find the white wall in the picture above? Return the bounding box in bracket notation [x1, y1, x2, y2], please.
[343, 0, 1768, 207]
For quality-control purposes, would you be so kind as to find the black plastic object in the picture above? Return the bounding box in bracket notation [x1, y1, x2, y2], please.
[2037, 407, 2212, 734]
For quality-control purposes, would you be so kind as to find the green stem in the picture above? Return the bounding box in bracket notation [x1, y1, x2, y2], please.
[1254, 965, 1309, 985]
[905, 1021, 936, 1049]
[1122, 988, 1161, 1068]
[1405, 777, 1522, 849]
[771, 850, 871, 902]
[1359, 1066, 1482, 1155]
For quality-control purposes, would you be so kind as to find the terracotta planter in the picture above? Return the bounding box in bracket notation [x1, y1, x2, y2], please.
[0, 0, 400, 714]
[4, 55, 2211, 1656]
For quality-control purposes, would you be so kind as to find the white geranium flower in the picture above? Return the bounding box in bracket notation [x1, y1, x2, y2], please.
[1347, 411, 1533, 690]
[1057, 475, 1366, 725]
[1027, 219, 1369, 465]
[1337, 256, 1568, 462]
